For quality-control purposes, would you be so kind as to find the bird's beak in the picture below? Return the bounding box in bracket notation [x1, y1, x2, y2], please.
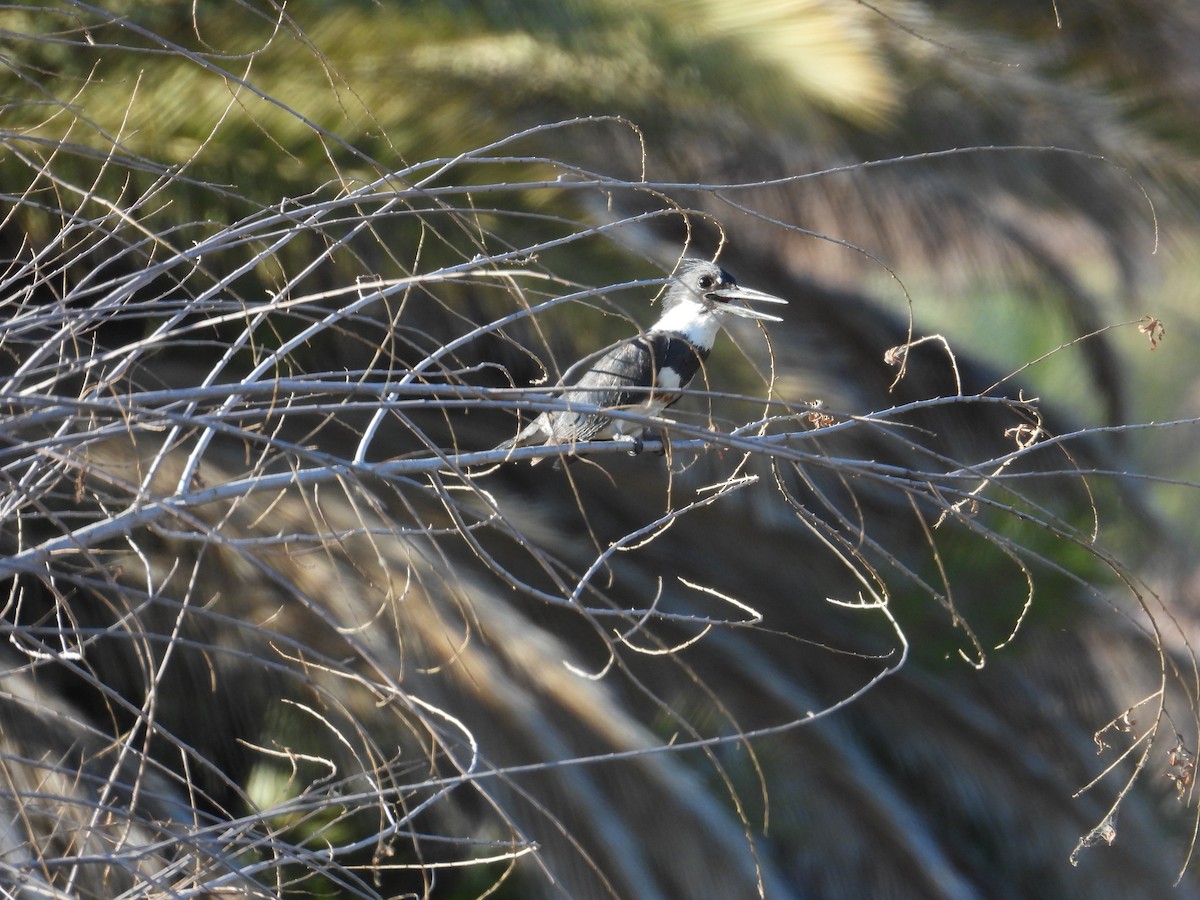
[711, 285, 788, 322]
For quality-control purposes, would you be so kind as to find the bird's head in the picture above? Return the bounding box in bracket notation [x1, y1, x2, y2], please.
[664, 259, 788, 323]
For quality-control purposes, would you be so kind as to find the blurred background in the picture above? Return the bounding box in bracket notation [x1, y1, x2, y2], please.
[3, 1, 1200, 897]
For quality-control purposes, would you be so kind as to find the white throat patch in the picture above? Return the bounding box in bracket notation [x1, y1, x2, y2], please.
[653, 301, 721, 350]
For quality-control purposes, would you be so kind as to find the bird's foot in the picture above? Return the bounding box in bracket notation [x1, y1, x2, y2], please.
[614, 434, 643, 457]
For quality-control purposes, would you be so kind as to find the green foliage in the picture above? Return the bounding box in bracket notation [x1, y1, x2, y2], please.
[5, 2, 1200, 898]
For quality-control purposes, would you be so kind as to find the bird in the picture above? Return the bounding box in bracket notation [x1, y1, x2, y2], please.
[496, 258, 788, 465]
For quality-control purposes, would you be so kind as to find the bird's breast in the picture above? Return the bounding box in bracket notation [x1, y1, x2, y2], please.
[648, 364, 684, 405]
[648, 332, 708, 400]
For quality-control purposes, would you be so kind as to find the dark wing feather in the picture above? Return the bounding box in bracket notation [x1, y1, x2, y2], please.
[542, 334, 708, 442]
[544, 338, 655, 442]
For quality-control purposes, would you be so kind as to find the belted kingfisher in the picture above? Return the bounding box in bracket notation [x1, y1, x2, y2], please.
[497, 258, 788, 464]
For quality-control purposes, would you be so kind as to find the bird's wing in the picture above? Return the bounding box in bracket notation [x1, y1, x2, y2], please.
[544, 338, 656, 442]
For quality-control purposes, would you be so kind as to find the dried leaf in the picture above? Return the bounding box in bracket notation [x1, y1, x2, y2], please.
[1137, 315, 1165, 350]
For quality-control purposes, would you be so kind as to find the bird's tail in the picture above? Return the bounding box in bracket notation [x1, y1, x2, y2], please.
[491, 418, 547, 463]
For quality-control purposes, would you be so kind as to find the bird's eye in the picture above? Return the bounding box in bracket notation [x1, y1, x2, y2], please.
[697, 275, 715, 290]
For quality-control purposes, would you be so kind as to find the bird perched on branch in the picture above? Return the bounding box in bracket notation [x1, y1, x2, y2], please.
[496, 258, 788, 465]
